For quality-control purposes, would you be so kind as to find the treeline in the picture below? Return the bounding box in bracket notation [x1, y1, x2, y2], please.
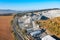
[0, 13, 13, 16]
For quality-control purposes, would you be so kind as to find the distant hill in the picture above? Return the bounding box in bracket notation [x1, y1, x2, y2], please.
[0, 8, 60, 15]
[0, 9, 17, 14]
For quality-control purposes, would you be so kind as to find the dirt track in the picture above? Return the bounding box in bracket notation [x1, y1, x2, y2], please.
[0, 16, 14, 40]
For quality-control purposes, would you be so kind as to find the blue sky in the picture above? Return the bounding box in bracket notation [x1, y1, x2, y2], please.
[0, 0, 60, 11]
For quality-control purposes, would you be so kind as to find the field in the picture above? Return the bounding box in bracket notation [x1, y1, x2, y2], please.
[36, 17, 60, 38]
[0, 16, 14, 40]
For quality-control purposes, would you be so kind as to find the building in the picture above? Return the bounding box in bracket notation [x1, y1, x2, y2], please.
[29, 29, 45, 37]
[42, 35, 56, 40]
[30, 30, 41, 37]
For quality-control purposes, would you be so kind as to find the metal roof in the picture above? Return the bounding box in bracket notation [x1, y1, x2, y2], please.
[42, 35, 56, 40]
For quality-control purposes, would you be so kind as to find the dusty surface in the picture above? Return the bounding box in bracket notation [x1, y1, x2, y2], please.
[0, 16, 14, 40]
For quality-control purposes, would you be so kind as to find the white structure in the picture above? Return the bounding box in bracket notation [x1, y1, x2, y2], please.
[42, 35, 56, 40]
[30, 30, 41, 36]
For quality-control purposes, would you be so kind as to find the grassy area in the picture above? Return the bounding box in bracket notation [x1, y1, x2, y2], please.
[36, 17, 60, 38]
